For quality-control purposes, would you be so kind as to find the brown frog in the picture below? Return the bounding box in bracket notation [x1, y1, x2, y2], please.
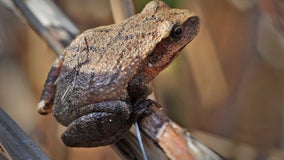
[37, 1, 199, 147]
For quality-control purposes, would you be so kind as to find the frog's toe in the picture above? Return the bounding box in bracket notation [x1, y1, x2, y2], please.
[37, 100, 52, 115]
[130, 99, 160, 123]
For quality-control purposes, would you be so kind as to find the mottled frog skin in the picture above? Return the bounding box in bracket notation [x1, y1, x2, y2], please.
[37, 1, 199, 147]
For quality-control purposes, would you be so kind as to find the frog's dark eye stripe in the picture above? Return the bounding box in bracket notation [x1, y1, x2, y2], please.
[170, 24, 183, 42]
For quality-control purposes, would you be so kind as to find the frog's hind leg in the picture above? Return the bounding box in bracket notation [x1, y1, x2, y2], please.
[61, 100, 132, 147]
[37, 55, 64, 115]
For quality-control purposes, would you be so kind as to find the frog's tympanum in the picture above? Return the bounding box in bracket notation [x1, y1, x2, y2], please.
[37, 1, 199, 147]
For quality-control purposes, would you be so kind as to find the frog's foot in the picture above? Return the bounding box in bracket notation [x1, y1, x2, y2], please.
[37, 55, 64, 115]
[37, 100, 53, 115]
[60, 100, 131, 147]
[129, 99, 161, 123]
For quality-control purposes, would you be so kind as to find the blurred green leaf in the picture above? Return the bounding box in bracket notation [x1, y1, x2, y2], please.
[134, 0, 180, 13]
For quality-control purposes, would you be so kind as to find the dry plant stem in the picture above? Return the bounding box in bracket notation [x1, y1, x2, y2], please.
[109, 0, 135, 23]
[112, 131, 164, 160]
[11, 0, 80, 55]
[0, 108, 49, 160]
[139, 105, 224, 160]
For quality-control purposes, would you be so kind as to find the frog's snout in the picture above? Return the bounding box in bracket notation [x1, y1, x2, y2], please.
[185, 15, 200, 38]
[188, 16, 199, 26]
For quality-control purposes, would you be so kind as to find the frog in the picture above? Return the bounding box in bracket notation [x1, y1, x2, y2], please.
[37, 0, 199, 147]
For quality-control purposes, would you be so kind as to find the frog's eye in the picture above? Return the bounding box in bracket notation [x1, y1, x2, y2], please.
[170, 24, 183, 41]
[149, 54, 160, 65]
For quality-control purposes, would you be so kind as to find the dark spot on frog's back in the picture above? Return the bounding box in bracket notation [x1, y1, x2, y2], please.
[71, 46, 80, 52]
[89, 46, 100, 53]
[143, 15, 162, 23]
[98, 28, 112, 33]
[123, 34, 135, 41]
[141, 33, 146, 38]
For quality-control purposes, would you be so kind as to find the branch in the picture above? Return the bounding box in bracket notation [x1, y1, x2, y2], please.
[10, 0, 80, 55]
[138, 105, 223, 160]
[3, 0, 224, 159]
[0, 108, 49, 160]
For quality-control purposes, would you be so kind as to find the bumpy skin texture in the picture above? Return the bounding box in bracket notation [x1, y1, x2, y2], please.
[37, 1, 200, 147]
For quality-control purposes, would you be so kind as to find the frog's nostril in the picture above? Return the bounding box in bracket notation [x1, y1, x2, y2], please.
[189, 16, 200, 26]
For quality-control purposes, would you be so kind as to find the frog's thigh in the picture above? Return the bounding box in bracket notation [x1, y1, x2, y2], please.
[62, 100, 132, 147]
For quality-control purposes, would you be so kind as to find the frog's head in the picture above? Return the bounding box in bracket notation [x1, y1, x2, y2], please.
[141, 1, 200, 82]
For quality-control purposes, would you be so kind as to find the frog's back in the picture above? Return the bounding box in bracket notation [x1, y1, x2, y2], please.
[55, 25, 136, 108]
[55, 1, 189, 107]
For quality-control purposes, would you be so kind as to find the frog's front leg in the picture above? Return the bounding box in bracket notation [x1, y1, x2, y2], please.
[127, 74, 152, 104]
[61, 100, 132, 147]
[37, 55, 64, 114]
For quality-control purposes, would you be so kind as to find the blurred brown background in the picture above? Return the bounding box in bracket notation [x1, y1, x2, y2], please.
[1, 0, 284, 159]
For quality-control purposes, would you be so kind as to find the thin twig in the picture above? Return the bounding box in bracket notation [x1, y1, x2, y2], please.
[109, 0, 135, 23]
